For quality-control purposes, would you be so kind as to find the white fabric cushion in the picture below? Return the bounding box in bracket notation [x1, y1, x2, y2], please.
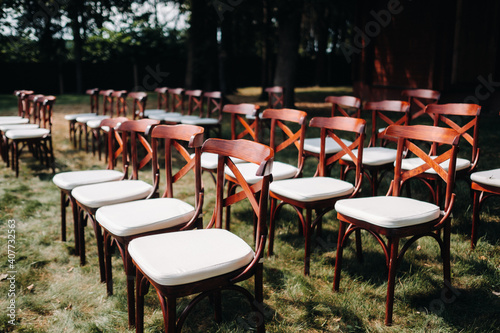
[128, 229, 254, 286]
[0, 124, 39, 131]
[181, 118, 219, 125]
[52, 170, 124, 190]
[96, 198, 195, 237]
[76, 115, 110, 123]
[225, 161, 298, 184]
[144, 109, 166, 117]
[303, 137, 353, 154]
[0, 116, 23, 120]
[5, 128, 50, 139]
[400, 156, 471, 174]
[341, 147, 397, 166]
[194, 152, 245, 170]
[64, 113, 96, 121]
[270, 177, 353, 202]
[148, 113, 182, 121]
[471, 168, 500, 187]
[335, 196, 441, 228]
[0, 118, 29, 125]
[86, 119, 103, 129]
[71, 180, 153, 208]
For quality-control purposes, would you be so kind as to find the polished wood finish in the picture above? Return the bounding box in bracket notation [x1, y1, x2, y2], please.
[185, 89, 203, 116]
[168, 88, 184, 114]
[333, 124, 461, 326]
[128, 92, 148, 119]
[402, 88, 440, 122]
[265, 86, 284, 109]
[202, 91, 223, 137]
[134, 138, 273, 333]
[154, 87, 169, 111]
[471, 178, 500, 249]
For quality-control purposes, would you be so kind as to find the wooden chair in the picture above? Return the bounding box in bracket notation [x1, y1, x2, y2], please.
[52, 117, 128, 248]
[143, 87, 168, 118]
[402, 88, 440, 123]
[265, 86, 284, 109]
[303, 96, 361, 169]
[333, 124, 461, 325]
[181, 91, 223, 138]
[148, 88, 185, 123]
[96, 124, 204, 327]
[128, 92, 148, 119]
[65, 88, 99, 148]
[340, 100, 410, 196]
[6, 95, 56, 177]
[400, 103, 481, 204]
[71, 119, 159, 284]
[130, 138, 273, 333]
[269, 116, 366, 275]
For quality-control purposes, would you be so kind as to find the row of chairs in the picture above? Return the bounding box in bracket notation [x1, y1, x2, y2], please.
[0, 91, 56, 176]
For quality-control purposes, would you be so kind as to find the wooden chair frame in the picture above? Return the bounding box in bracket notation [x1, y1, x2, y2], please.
[265, 86, 284, 109]
[169, 88, 184, 114]
[129, 92, 148, 119]
[402, 88, 440, 123]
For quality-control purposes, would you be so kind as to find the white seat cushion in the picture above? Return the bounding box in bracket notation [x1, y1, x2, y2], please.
[0, 118, 29, 125]
[194, 152, 245, 170]
[181, 118, 219, 125]
[128, 229, 254, 286]
[335, 196, 441, 228]
[0, 116, 23, 120]
[52, 170, 124, 190]
[5, 128, 50, 139]
[144, 109, 166, 117]
[96, 198, 195, 237]
[400, 156, 471, 174]
[148, 113, 182, 121]
[471, 168, 500, 187]
[341, 147, 398, 166]
[0, 124, 39, 132]
[64, 113, 97, 121]
[226, 161, 298, 184]
[71, 180, 153, 209]
[76, 115, 110, 123]
[86, 119, 103, 129]
[303, 137, 353, 154]
[270, 177, 353, 202]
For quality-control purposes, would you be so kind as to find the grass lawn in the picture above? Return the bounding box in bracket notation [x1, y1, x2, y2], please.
[0, 87, 499, 332]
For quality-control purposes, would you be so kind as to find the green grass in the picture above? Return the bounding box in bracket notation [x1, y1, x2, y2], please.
[0, 88, 499, 332]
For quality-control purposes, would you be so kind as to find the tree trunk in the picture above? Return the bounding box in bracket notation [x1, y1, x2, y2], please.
[314, 6, 330, 86]
[260, 0, 273, 99]
[68, 2, 83, 94]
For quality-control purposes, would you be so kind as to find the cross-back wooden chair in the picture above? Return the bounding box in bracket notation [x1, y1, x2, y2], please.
[185, 89, 204, 116]
[144, 87, 168, 118]
[15, 90, 35, 118]
[52, 117, 128, 252]
[265, 86, 284, 109]
[96, 124, 205, 328]
[334, 124, 461, 326]
[181, 91, 223, 138]
[128, 92, 148, 119]
[65, 88, 99, 148]
[340, 100, 410, 196]
[71, 119, 159, 285]
[169, 88, 184, 114]
[402, 88, 440, 123]
[303, 95, 361, 168]
[149, 88, 186, 123]
[130, 138, 273, 333]
[269, 116, 366, 275]
[6, 95, 56, 177]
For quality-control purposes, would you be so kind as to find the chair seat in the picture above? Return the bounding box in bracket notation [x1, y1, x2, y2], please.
[471, 168, 500, 187]
[225, 161, 298, 184]
[400, 156, 471, 174]
[86, 119, 107, 129]
[342, 147, 398, 166]
[270, 177, 353, 202]
[52, 170, 124, 190]
[144, 109, 166, 117]
[0, 118, 29, 125]
[181, 118, 219, 125]
[76, 115, 110, 123]
[0, 116, 23, 120]
[335, 196, 441, 228]
[194, 152, 244, 170]
[71, 180, 153, 209]
[5, 128, 50, 140]
[0, 124, 39, 131]
[148, 113, 182, 121]
[303, 137, 353, 154]
[96, 198, 195, 237]
[128, 229, 254, 286]
[64, 113, 97, 121]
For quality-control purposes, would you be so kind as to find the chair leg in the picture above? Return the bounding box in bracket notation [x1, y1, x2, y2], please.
[255, 262, 265, 333]
[70, 197, 80, 256]
[103, 230, 113, 296]
[92, 219, 106, 283]
[79, 208, 86, 266]
[60, 191, 67, 242]
[333, 220, 347, 291]
[442, 221, 451, 287]
[136, 269, 145, 333]
[267, 197, 277, 256]
[385, 237, 399, 326]
[125, 248, 136, 328]
[159, 295, 176, 333]
[355, 229, 363, 263]
[471, 190, 481, 249]
[212, 289, 222, 323]
[304, 208, 312, 276]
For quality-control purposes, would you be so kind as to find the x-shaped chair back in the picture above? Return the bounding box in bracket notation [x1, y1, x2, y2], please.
[402, 89, 440, 123]
[364, 100, 411, 147]
[37, 95, 56, 130]
[112, 90, 128, 117]
[185, 90, 203, 116]
[27, 94, 45, 124]
[100, 117, 129, 170]
[203, 91, 223, 120]
[223, 103, 261, 142]
[169, 88, 184, 114]
[86, 88, 100, 114]
[265, 86, 284, 109]
[154, 87, 169, 111]
[325, 95, 361, 118]
[261, 108, 307, 176]
[100, 90, 115, 116]
[15, 90, 34, 118]
[128, 92, 148, 119]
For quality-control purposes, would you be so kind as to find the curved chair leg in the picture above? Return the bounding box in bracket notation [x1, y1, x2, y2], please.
[471, 189, 481, 249]
[385, 237, 399, 326]
[60, 191, 67, 242]
[333, 220, 347, 291]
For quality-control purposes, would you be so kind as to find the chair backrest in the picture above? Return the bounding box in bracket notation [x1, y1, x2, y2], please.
[363, 100, 410, 147]
[15, 90, 34, 118]
[100, 117, 129, 171]
[265, 86, 284, 109]
[26, 94, 45, 124]
[118, 119, 160, 180]
[112, 90, 128, 117]
[37, 95, 56, 130]
[261, 108, 307, 177]
[169, 88, 184, 114]
[151, 125, 204, 204]
[100, 89, 115, 116]
[402, 89, 440, 123]
[185, 90, 203, 117]
[154, 87, 169, 110]
[425, 103, 481, 172]
[387, 124, 461, 211]
[203, 91, 223, 120]
[86, 88, 100, 114]
[202, 138, 273, 253]
[309, 117, 366, 190]
[325, 95, 361, 118]
[128, 92, 148, 119]
[223, 103, 261, 142]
